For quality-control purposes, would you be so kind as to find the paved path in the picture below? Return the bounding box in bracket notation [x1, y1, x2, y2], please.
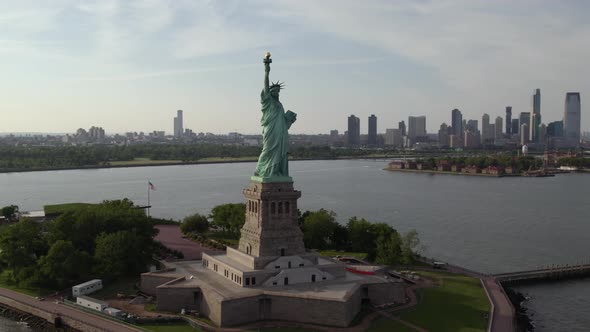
[155, 225, 221, 260]
[0, 287, 142, 332]
[481, 277, 516, 332]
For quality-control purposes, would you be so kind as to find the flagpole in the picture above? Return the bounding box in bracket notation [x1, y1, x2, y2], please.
[147, 180, 151, 217]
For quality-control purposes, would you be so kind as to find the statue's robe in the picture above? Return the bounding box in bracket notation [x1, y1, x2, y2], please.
[254, 89, 295, 178]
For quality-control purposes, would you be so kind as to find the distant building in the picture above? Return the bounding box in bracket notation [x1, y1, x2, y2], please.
[481, 114, 493, 144]
[564, 92, 581, 145]
[511, 119, 520, 135]
[398, 121, 406, 136]
[438, 123, 450, 147]
[547, 121, 563, 137]
[521, 123, 529, 145]
[384, 129, 403, 147]
[368, 115, 377, 146]
[451, 109, 463, 138]
[330, 130, 339, 136]
[505, 106, 512, 136]
[464, 130, 478, 148]
[530, 112, 541, 143]
[347, 115, 360, 146]
[495, 116, 503, 141]
[519, 112, 531, 140]
[174, 110, 184, 138]
[408, 116, 426, 145]
[532, 88, 541, 116]
[449, 134, 462, 148]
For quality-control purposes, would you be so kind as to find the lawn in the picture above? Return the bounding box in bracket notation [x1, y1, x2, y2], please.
[396, 271, 490, 332]
[43, 202, 95, 215]
[369, 318, 417, 332]
[91, 277, 138, 300]
[318, 250, 367, 260]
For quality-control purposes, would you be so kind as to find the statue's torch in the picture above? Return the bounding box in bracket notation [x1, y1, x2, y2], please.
[263, 52, 272, 64]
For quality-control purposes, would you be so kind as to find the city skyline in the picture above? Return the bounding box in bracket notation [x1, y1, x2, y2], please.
[1, 1, 590, 135]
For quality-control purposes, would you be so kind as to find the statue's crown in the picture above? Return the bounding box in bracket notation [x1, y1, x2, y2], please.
[270, 81, 285, 90]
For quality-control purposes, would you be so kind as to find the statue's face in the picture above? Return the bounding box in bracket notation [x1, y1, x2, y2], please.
[270, 89, 279, 98]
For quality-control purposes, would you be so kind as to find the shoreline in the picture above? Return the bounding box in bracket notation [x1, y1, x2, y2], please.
[384, 167, 514, 177]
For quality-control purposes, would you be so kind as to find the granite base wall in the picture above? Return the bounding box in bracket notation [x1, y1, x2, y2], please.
[140, 273, 178, 296]
[367, 282, 406, 305]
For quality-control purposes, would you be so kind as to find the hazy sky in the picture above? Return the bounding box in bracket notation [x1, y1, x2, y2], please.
[1, 0, 589, 135]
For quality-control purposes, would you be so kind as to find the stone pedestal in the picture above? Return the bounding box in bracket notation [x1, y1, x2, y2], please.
[238, 180, 306, 262]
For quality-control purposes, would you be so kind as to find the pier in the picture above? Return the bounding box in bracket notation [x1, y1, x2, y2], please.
[494, 263, 590, 285]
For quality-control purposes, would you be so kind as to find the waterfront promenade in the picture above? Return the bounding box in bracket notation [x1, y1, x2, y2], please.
[0, 287, 142, 332]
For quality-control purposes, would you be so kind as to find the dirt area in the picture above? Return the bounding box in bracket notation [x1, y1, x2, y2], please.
[155, 225, 222, 260]
[107, 298, 176, 318]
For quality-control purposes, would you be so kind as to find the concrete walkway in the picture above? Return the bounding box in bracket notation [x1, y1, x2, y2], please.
[481, 277, 516, 332]
[0, 287, 142, 332]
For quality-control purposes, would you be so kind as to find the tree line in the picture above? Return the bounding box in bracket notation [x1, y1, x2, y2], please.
[0, 144, 383, 171]
[180, 203, 421, 266]
[0, 199, 158, 290]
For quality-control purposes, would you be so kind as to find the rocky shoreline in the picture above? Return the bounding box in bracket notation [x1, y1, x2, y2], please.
[504, 287, 534, 332]
[0, 304, 80, 332]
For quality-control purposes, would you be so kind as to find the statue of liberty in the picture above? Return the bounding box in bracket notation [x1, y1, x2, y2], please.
[253, 52, 297, 181]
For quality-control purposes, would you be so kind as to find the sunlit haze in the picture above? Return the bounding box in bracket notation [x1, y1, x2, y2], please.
[1, 0, 588, 134]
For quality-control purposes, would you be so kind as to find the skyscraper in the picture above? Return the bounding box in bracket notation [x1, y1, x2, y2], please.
[511, 119, 520, 135]
[521, 123, 529, 145]
[564, 92, 581, 145]
[529, 112, 541, 143]
[481, 113, 491, 144]
[408, 116, 426, 143]
[505, 106, 512, 136]
[495, 116, 503, 141]
[519, 112, 530, 140]
[438, 123, 450, 147]
[529, 89, 541, 143]
[451, 108, 463, 137]
[398, 121, 406, 137]
[174, 110, 184, 138]
[368, 114, 377, 146]
[533, 89, 541, 116]
[547, 121, 563, 137]
[347, 115, 360, 146]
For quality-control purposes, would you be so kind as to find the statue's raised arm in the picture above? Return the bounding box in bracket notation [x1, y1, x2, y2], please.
[263, 52, 271, 94]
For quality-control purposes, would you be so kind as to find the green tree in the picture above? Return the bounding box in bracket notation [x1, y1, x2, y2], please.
[347, 217, 375, 253]
[37, 240, 92, 289]
[0, 220, 47, 282]
[302, 209, 345, 250]
[1, 205, 19, 222]
[181, 213, 209, 234]
[375, 231, 403, 266]
[94, 230, 149, 279]
[401, 229, 422, 265]
[210, 203, 246, 238]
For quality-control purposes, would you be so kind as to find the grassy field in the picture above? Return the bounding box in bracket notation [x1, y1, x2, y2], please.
[396, 271, 490, 332]
[369, 318, 417, 332]
[43, 202, 95, 215]
[91, 277, 138, 300]
[318, 250, 368, 260]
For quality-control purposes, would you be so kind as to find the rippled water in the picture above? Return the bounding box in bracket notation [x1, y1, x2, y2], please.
[1, 160, 589, 331]
[0, 318, 32, 331]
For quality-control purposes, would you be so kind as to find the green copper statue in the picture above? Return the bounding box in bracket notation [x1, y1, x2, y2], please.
[253, 52, 297, 182]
